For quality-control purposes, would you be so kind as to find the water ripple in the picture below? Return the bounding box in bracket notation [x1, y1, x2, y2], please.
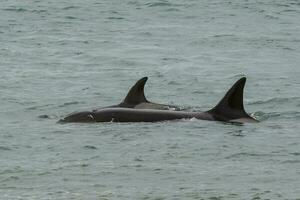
[62, 6, 80, 10]
[225, 152, 271, 160]
[83, 145, 97, 150]
[146, 2, 173, 7]
[0, 146, 11, 151]
[57, 101, 84, 108]
[254, 110, 300, 121]
[106, 17, 125, 20]
[249, 97, 300, 105]
[3, 8, 27, 12]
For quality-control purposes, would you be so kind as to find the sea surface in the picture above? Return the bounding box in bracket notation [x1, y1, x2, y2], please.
[1, 0, 300, 199]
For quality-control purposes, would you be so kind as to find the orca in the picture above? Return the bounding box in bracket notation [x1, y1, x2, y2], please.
[59, 77, 258, 124]
[94, 77, 180, 111]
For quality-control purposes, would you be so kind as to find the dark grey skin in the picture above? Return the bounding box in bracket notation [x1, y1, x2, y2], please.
[95, 77, 181, 111]
[59, 77, 258, 124]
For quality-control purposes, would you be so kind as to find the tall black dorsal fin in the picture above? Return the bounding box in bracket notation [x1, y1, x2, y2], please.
[208, 77, 254, 121]
[122, 77, 149, 105]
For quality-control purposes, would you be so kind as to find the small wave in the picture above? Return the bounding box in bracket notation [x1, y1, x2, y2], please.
[254, 111, 300, 121]
[26, 104, 53, 111]
[32, 9, 48, 14]
[213, 34, 235, 38]
[38, 115, 50, 119]
[3, 8, 27, 12]
[134, 157, 144, 162]
[281, 160, 300, 164]
[281, 9, 300, 13]
[251, 111, 272, 121]
[167, 80, 181, 85]
[38, 114, 60, 121]
[0, 146, 11, 151]
[264, 14, 279, 20]
[107, 17, 125, 20]
[162, 57, 186, 62]
[226, 130, 246, 137]
[83, 145, 97, 150]
[65, 16, 78, 20]
[128, 1, 142, 6]
[4, 8, 49, 14]
[145, 1, 187, 8]
[189, 117, 199, 122]
[164, 8, 181, 12]
[249, 97, 300, 105]
[0, 168, 24, 175]
[280, 46, 295, 51]
[192, 90, 206, 94]
[273, 3, 291, 7]
[225, 152, 271, 159]
[290, 152, 300, 156]
[57, 101, 83, 108]
[62, 6, 79, 10]
[37, 171, 51, 176]
[3, 176, 19, 181]
[146, 2, 172, 7]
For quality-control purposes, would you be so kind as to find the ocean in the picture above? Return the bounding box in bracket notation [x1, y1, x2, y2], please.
[1, 0, 300, 199]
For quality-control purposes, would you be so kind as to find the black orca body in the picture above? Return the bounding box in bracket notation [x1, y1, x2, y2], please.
[59, 77, 258, 124]
[95, 77, 180, 111]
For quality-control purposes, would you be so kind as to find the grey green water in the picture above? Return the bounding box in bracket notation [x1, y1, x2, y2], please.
[1, 0, 300, 199]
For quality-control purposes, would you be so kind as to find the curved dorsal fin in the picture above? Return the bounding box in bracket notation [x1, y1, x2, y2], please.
[208, 77, 253, 120]
[121, 77, 149, 105]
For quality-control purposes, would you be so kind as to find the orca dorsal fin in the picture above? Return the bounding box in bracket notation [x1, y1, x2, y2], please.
[208, 77, 254, 121]
[121, 77, 149, 106]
